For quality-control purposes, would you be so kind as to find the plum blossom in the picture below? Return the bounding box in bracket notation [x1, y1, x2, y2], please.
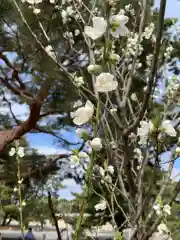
[157, 223, 169, 234]
[45, 45, 56, 60]
[91, 138, 102, 151]
[87, 64, 102, 74]
[109, 53, 120, 62]
[21, 201, 26, 206]
[163, 204, 171, 216]
[95, 73, 118, 92]
[71, 100, 94, 125]
[33, 8, 41, 14]
[110, 14, 129, 38]
[153, 203, 161, 216]
[137, 121, 154, 145]
[9, 147, 16, 156]
[9, 147, 25, 158]
[25, 0, 42, 4]
[161, 120, 176, 137]
[73, 100, 82, 109]
[17, 147, 25, 158]
[95, 199, 107, 211]
[99, 167, 105, 177]
[84, 17, 107, 40]
[107, 165, 114, 175]
[74, 76, 84, 87]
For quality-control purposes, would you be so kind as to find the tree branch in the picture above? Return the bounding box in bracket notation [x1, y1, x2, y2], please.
[123, 0, 167, 137]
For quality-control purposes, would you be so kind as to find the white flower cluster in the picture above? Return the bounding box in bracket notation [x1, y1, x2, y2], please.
[74, 76, 84, 87]
[71, 72, 118, 125]
[98, 165, 114, 184]
[95, 199, 107, 211]
[70, 151, 89, 168]
[125, 4, 135, 15]
[134, 148, 143, 166]
[137, 120, 176, 145]
[157, 223, 170, 234]
[143, 23, 155, 40]
[84, 14, 129, 40]
[164, 45, 173, 60]
[63, 31, 75, 45]
[153, 203, 171, 216]
[45, 45, 56, 60]
[166, 76, 180, 102]
[146, 54, 153, 68]
[61, 4, 80, 23]
[126, 33, 143, 56]
[9, 147, 25, 158]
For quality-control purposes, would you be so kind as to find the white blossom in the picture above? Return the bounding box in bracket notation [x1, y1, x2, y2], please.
[74, 76, 84, 87]
[107, 165, 114, 175]
[61, 10, 68, 23]
[66, 6, 75, 16]
[163, 204, 171, 216]
[73, 100, 82, 109]
[91, 137, 102, 151]
[9, 147, 16, 156]
[143, 23, 154, 39]
[99, 166, 105, 177]
[50, 0, 56, 3]
[137, 121, 154, 145]
[153, 204, 162, 216]
[74, 29, 80, 36]
[25, 0, 42, 4]
[95, 73, 118, 92]
[84, 17, 107, 40]
[134, 148, 143, 164]
[110, 108, 117, 114]
[146, 54, 153, 67]
[87, 64, 102, 74]
[14, 187, 18, 192]
[131, 93, 138, 101]
[157, 223, 169, 234]
[110, 140, 117, 149]
[71, 100, 94, 125]
[21, 201, 26, 206]
[95, 199, 107, 211]
[17, 147, 25, 158]
[110, 14, 129, 38]
[161, 120, 176, 137]
[45, 45, 56, 60]
[33, 8, 41, 14]
[125, 4, 132, 11]
[18, 180, 23, 185]
[104, 175, 112, 184]
[109, 53, 120, 62]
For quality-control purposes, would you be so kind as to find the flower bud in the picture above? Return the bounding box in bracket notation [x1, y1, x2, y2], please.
[90, 137, 102, 151]
[109, 53, 120, 62]
[87, 64, 102, 74]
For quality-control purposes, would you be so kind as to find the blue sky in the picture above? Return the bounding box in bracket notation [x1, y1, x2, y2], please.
[155, 0, 180, 18]
[1, 0, 180, 200]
